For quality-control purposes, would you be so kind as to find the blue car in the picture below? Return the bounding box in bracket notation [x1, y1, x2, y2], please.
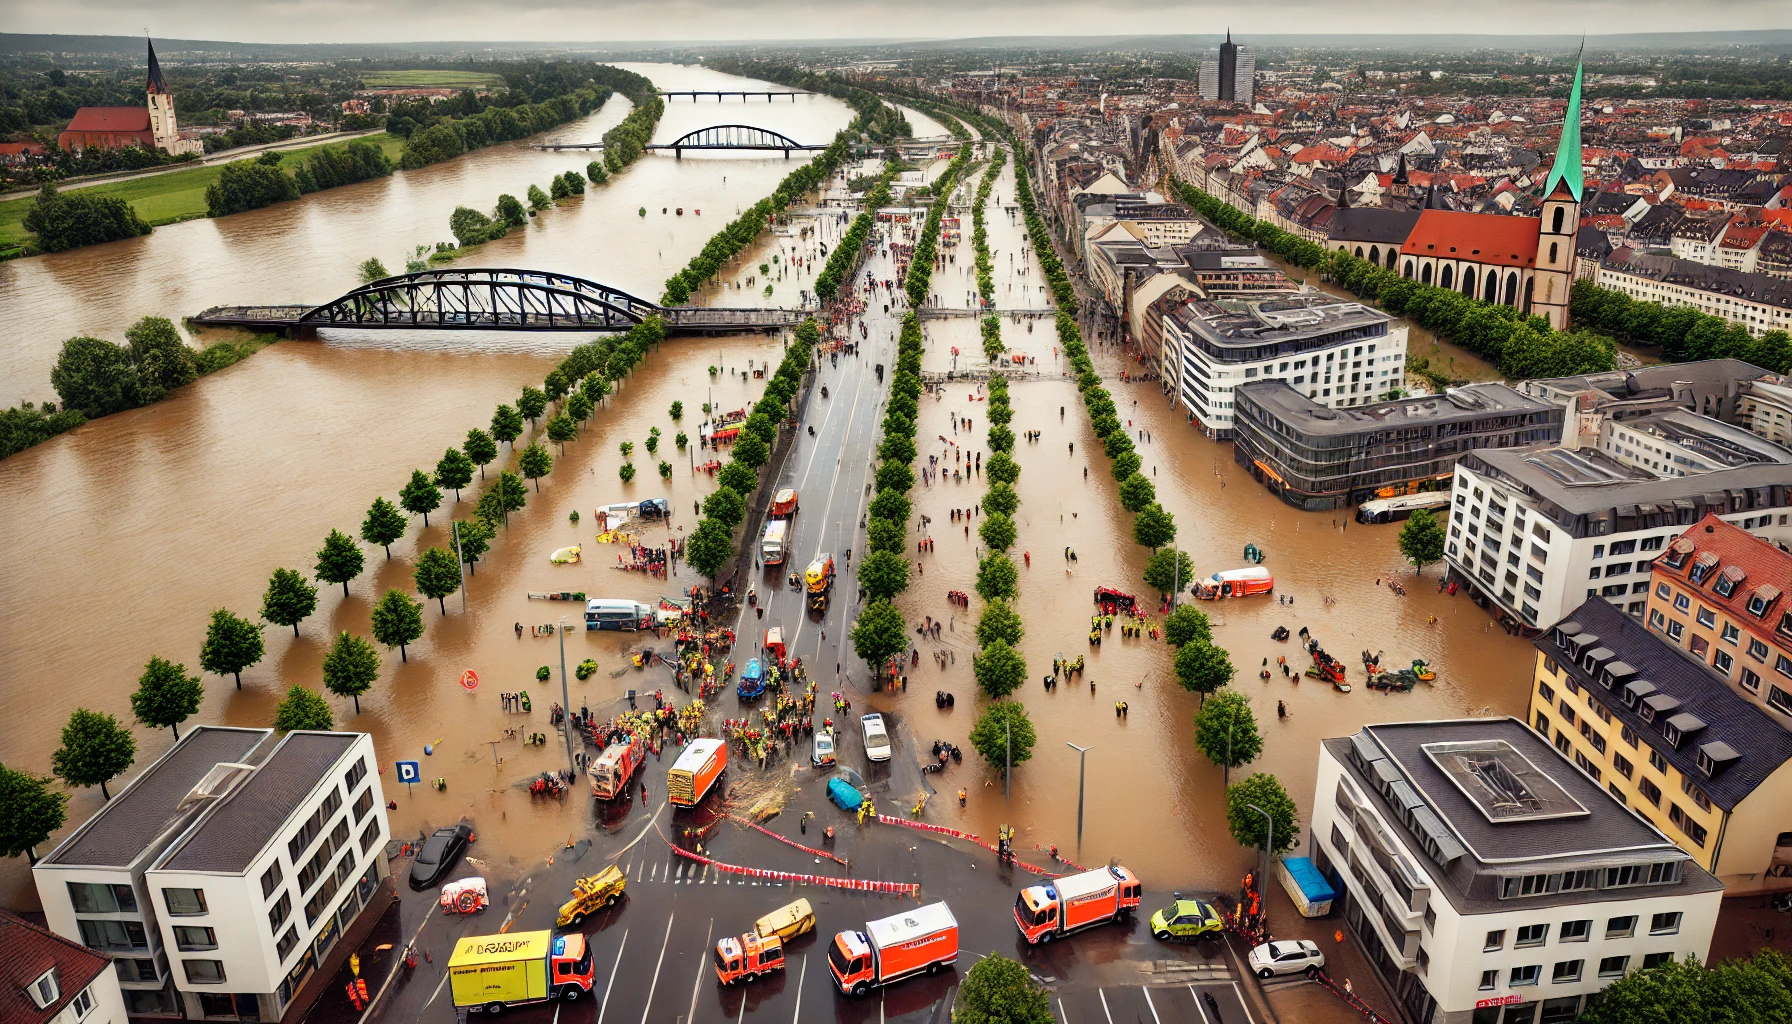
[738, 658, 765, 699]
[827, 776, 863, 811]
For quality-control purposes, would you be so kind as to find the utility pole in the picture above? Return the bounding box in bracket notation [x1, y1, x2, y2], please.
[557, 617, 575, 779]
[1066, 742, 1093, 848]
[452, 521, 467, 613]
[1004, 718, 1011, 801]
[1246, 802, 1274, 928]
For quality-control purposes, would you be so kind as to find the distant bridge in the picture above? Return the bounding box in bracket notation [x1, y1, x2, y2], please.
[190, 269, 804, 337]
[659, 90, 811, 100]
[644, 124, 829, 158]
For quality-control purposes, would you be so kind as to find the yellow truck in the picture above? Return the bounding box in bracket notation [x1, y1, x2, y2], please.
[447, 930, 593, 1014]
[755, 899, 816, 941]
[556, 865, 627, 927]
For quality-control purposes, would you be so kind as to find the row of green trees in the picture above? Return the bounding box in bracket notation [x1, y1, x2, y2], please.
[680, 320, 822, 581]
[1007, 136, 1077, 310]
[450, 192, 527, 247]
[1572, 277, 1792, 372]
[206, 140, 394, 218]
[904, 141, 976, 307]
[399, 80, 621, 170]
[21, 181, 149, 253]
[848, 312, 927, 675]
[813, 165, 897, 303]
[971, 146, 1007, 308]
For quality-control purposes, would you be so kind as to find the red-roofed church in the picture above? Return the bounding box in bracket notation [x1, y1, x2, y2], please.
[57, 38, 202, 157]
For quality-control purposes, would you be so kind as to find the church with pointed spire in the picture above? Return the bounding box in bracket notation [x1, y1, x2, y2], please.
[57, 38, 201, 157]
[1388, 61, 1585, 331]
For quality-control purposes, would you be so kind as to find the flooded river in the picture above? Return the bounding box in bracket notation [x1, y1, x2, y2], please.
[0, 83, 1534, 914]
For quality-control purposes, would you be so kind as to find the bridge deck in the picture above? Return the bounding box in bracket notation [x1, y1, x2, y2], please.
[189, 304, 804, 335]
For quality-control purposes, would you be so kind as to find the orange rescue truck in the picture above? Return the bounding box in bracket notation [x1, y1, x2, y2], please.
[1013, 865, 1142, 944]
[770, 488, 800, 518]
[828, 902, 958, 996]
[667, 738, 727, 807]
[588, 736, 646, 801]
[714, 932, 784, 984]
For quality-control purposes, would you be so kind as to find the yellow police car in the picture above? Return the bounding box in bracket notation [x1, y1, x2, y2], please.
[1149, 898, 1223, 941]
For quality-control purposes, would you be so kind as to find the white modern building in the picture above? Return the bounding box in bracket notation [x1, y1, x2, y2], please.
[1313, 719, 1724, 1024]
[35, 727, 391, 1023]
[4, 910, 130, 1024]
[1161, 293, 1407, 438]
[1596, 248, 1792, 338]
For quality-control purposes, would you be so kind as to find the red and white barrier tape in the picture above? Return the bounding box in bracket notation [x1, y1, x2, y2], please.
[656, 827, 916, 896]
[724, 814, 850, 866]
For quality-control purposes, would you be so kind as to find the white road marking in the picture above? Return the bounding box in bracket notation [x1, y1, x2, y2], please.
[638, 914, 675, 1024]
[686, 918, 714, 1024]
[595, 928, 629, 1024]
[355, 902, 438, 1022]
[1056, 998, 1068, 1024]
[1187, 985, 1212, 1024]
[1142, 986, 1163, 1024]
[791, 954, 808, 1023]
[1097, 988, 1115, 1024]
[1231, 981, 1258, 1024]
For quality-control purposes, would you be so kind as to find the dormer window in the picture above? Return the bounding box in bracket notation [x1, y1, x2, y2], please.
[1697, 741, 1740, 777]
[1747, 586, 1781, 618]
[28, 969, 59, 1009]
[1688, 552, 1719, 586]
[1714, 565, 1744, 599]
[1662, 538, 1695, 570]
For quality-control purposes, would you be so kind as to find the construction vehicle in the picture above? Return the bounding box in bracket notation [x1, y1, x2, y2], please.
[756, 899, 816, 941]
[555, 866, 626, 927]
[770, 488, 800, 518]
[1013, 865, 1142, 944]
[714, 931, 785, 985]
[588, 736, 646, 801]
[668, 738, 727, 807]
[448, 931, 593, 1013]
[805, 553, 835, 612]
[828, 902, 958, 996]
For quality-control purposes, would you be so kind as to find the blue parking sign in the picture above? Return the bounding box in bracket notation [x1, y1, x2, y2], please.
[396, 760, 421, 785]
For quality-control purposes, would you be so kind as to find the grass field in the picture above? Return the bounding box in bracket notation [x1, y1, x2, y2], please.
[360, 70, 507, 89]
[0, 134, 405, 252]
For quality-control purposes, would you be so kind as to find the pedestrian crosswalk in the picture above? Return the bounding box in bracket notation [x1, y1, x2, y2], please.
[624, 857, 789, 887]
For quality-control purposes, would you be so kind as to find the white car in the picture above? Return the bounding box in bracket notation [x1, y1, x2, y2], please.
[1247, 939, 1325, 978]
[860, 713, 892, 762]
[812, 730, 836, 767]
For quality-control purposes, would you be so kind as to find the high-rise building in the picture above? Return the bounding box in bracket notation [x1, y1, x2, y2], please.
[1197, 31, 1254, 105]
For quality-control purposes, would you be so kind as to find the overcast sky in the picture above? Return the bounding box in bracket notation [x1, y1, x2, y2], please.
[2, 0, 1785, 45]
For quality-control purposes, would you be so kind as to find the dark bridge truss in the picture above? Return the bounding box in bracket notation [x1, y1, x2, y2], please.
[645, 124, 827, 155]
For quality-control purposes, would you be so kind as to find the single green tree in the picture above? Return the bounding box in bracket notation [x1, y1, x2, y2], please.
[261, 567, 317, 636]
[464, 428, 498, 479]
[357, 256, 390, 283]
[733, 431, 770, 469]
[645, 432, 661, 455]
[968, 703, 1038, 779]
[1576, 950, 1792, 1024]
[985, 451, 1020, 484]
[370, 589, 425, 661]
[451, 518, 494, 574]
[130, 656, 203, 739]
[978, 512, 1017, 552]
[546, 414, 578, 453]
[1132, 502, 1177, 549]
[718, 461, 758, 495]
[495, 470, 528, 520]
[669, 400, 683, 420]
[0, 764, 68, 863]
[518, 384, 548, 425]
[566, 391, 594, 424]
[1143, 548, 1194, 599]
[491, 404, 524, 447]
[1163, 605, 1212, 647]
[200, 608, 264, 688]
[1117, 472, 1156, 513]
[314, 529, 365, 597]
[519, 442, 553, 491]
[619, 462, 637, 483]
[658, 460, 672, 479]
[400, 469, 441, 527]
[321, 631, 381, 713]
[1176, 639, 1235, 700]
[360, 496, 408, 557]
[675, 431, 688, 450]
[435, 447, 475, 501]
[413, 547, 462, 614]
[1110, 450, 1142, 482]
[976, 553, 1019, 601]
[973, 638, 1027, 699]
[475, 490, 507, 532]
[1225, 773, 1300, 854]
[543, 368, 570, 401]
[982, 482, 1019, 516]
[849, 598, 908, 674]
[273, 685, 332, 733]
[976, 599, 1025, 647]
[51, 709, 136, 800]
[866, 517, 906, 555]
[858, 550, 912, 601]
[1196, 688, 1262, 772]
[685, 519, 734, 582]
[955, 952, 1053, 1024]
[701, 487, 745, 529]
[1398, 508, 1447, 576]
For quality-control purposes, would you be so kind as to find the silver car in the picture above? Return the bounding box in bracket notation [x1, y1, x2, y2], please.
[1247, 939, 1325, 978]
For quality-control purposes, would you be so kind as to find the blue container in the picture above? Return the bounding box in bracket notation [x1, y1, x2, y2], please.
[827, 776, 863, 811]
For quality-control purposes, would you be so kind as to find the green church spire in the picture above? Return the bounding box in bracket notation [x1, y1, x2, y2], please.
[1544, 57, 1585, 202]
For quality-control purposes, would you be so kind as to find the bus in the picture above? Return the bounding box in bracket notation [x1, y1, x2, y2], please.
[762, 520, 791, 566]
[584, 599, 653, 631]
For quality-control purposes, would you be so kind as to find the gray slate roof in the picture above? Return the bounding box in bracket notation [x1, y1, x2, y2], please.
[158, 732, 357, 874]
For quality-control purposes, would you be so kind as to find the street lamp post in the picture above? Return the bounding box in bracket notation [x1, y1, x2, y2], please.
[557, 617, 576, 779]
[1066, 742, 1093, 847]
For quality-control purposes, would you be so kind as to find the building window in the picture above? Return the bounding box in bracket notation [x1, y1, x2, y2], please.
[67, 882, 138, 915]
[29, 970, 59, 1010]
[1480, 969, 1498, 990]
[182, 960, 227, 985]
[345, 756, 368, 792]
[77, 919, 147, 952]
[173, 925, 217, 951]
[1485, 929, 1506, 951]
[1769, 686, 1792, 717]
[1697, 607, 1717, 628]
[162, 888, 207, 916]
[269, 891, 291, 932]
[1715, 649, 1734, 673]
[1749, 639, 1769, 662]
[287, 787, 344, 864]
[1639, 778, 1663, 807]
[1552, 960, 1583, 984]
[1741, 668, 1762, 693]
[1516, 923, 1549, 947]
[1667, 620, 1685, 641]
[352, 787, 375, 823]
[1650, 912, 1682, 935]
[67, 988, 94, 1020]
[1669, 806, 1709, 847]
[1674, 594, 1690, 612]
[1559, 919, 1591, 942]
[276, 926, 299, 962]
[1599, 955, 1630, 978]
[114, 959, 157, 984]
[1649, 749, 1669, 773]
[1613, 753, 1634, 779]
[260, 862, 283, 901]
[1643, 953, 1675, 969]
[1539, 681, 1555, 704]
[360, 819, 382, 855]
[1721, 622, 1740, 645]
[1511, 965, 1542, 987]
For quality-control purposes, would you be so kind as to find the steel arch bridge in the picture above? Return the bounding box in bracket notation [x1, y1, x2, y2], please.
[644, 124, 828, 157]
[189, 269, 802, 335]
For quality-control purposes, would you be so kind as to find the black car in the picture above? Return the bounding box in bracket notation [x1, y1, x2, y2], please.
[407, 824, 473, 891]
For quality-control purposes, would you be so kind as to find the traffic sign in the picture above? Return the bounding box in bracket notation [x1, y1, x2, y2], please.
[396, 760, 421, 785]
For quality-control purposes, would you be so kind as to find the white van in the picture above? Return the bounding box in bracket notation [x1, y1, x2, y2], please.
[860, 713, 892, 762]
[585, 599, 652, 631]
[762, 520, 791, 566]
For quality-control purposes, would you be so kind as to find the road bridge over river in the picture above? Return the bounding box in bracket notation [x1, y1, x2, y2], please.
[189, 269, 805, 337]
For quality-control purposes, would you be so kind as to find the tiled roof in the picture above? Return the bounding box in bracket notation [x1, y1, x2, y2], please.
[63, 107, 151, 133]
[0, 911, 111, 1024]
[1655, 515, 1792, 642]
[1399, 209, 1540, 267]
